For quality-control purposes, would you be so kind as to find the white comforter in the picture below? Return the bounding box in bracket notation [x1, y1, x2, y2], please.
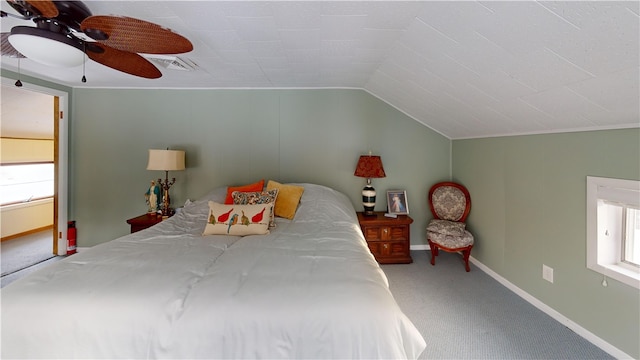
[1, 184, 426, 359]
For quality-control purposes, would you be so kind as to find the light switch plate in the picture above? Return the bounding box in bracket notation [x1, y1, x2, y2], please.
[543, 264, 554, 283]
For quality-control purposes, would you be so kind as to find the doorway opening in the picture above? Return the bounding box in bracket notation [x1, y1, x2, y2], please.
[0, 80, 69, 286]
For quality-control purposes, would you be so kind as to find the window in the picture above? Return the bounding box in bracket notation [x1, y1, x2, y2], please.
[587, 176, 640, 289]
[624, 207, 640, 267]
[0, 163, 54, 206]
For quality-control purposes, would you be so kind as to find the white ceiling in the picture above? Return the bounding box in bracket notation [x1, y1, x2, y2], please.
[1, 1, 638, 139]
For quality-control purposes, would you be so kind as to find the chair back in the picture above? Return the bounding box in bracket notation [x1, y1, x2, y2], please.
[428, 182, 471, 222]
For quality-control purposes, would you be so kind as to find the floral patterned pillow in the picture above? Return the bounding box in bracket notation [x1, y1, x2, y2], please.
[232, 189, 279, 227]
[427, 219, 466, 236]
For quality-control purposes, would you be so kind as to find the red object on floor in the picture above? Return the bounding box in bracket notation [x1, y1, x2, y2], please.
[67, 221, 77, 255]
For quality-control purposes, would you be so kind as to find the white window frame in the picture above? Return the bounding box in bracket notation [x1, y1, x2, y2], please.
[586, 176, 640, 289]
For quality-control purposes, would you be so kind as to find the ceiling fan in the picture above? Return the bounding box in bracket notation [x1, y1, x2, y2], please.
[1, 0, 193, 80]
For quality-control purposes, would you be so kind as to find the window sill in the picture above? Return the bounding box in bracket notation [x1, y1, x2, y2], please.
[588, 262, 640, 289]
[0, 197, 54, 210]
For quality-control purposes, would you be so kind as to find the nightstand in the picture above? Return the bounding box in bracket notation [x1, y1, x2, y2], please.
[126, 213, 164, 233]
[357, 211, 413, 264]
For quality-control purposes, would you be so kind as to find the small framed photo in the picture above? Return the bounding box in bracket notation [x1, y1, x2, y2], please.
[387, 190, 409, 215]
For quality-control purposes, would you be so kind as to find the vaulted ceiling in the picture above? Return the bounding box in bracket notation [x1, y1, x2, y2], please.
[1, 1, 638, 139]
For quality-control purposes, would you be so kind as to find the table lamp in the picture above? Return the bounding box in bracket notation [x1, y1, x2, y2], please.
[354, 153, 386, 216]
[147, 149, 185, 216]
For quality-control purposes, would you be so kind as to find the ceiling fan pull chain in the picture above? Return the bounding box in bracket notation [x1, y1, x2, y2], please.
[15, 58, 23, 87]
[81, 42, 87, 83]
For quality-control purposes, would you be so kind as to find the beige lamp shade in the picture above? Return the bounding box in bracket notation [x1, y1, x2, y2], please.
[146, 149, 185, 171]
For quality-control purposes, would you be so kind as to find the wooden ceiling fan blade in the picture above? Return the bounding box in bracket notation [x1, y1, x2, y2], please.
[86, 43, 162, 79]
[81, 15, 193, 55]
[1, 32, 25, 58]
[6, 0, 59, 18]
[25, 0, 58, 18]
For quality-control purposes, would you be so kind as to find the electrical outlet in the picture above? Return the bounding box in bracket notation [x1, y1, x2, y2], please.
[543, 264, 554, 283]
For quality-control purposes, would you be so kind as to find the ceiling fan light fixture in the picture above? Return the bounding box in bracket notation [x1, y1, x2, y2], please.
[8, 26, 85, 67]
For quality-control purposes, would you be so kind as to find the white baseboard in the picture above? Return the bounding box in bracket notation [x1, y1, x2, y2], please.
[468, 257, 632, 360]
[409, 246, 630, 359]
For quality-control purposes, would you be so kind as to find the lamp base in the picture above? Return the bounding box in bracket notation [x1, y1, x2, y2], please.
[362, 184, 376, 216]
[161, 208, 175, 218]
[158, 173, 177, 218]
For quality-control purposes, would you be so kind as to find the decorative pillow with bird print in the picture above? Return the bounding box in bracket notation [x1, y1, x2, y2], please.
[231, 189, 279, 228]
[203, 201, 273, 236]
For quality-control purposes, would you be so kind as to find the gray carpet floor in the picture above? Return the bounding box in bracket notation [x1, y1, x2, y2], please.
[1, 229, 55, 275]
[382, 250, 614, 360]
[1, 230, 61, 288]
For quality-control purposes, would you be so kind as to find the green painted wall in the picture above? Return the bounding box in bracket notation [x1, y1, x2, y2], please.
[7, 71, 636, 357]
[452, 129, 640, 359]
[71, 88, 450, 247]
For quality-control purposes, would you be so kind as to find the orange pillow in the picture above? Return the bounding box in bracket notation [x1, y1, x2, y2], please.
[224, 179, 264, 204]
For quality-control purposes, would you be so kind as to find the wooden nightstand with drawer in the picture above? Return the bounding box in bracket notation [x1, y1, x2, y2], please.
[357, 211, 413, 264]
[126, 213, 165, 233]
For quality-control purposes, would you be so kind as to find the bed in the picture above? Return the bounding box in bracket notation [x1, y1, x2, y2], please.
[1, 183, 426, 359]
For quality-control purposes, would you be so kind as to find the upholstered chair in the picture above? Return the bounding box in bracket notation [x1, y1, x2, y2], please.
[426, 182, 474, 272]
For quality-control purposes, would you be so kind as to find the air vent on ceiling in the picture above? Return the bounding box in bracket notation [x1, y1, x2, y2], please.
[144, 55, 198, 71]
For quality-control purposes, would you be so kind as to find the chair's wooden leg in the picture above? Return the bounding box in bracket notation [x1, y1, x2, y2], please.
[462, 248, 471, 272]
[428, 240, 437, 266]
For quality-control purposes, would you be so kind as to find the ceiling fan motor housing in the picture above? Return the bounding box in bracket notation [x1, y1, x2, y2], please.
[47, 1, 92, 31]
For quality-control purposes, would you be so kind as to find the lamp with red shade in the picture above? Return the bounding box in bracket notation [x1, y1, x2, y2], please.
[354, 153, 386, 216]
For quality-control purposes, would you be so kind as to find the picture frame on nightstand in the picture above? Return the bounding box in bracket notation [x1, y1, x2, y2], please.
[386, 190, 409, 215]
